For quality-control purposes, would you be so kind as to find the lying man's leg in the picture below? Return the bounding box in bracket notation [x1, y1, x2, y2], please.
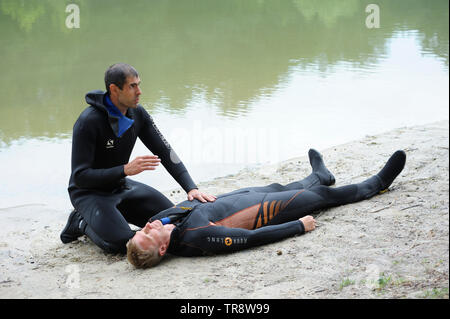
[151, 150, 404, 230]
[284, 148, 336, 189]
[262, 150, 406, 226]
[233, 149, 335, 195]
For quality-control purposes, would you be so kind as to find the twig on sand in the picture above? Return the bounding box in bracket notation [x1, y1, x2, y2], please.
[400, 204, 422, 211]
[368, 205, 391, 214]
[368, 204, 422, 214]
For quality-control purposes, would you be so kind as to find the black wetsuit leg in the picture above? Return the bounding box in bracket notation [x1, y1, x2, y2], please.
[234, 148, 336, 194]
[244, 172, 327, 194]
[264, 177, 385, 226]
[116, 179, 174, 226]
[233, 176, 318, 194]
[257, 150, 406, 227]
[72, 179, 173, 253]
[226, 169, 332, 195]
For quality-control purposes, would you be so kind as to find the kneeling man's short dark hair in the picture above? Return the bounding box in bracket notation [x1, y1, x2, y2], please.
[104, 63, 139, 94]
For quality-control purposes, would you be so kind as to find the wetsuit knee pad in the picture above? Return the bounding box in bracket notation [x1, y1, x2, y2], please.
[74, 193, 140, 254]
[310, 184, 359, 205]
[83, 223, 127, 254]
[355, 176, 382, 200]
[267, 183, 285, 192]
[308, 185, 335, 200]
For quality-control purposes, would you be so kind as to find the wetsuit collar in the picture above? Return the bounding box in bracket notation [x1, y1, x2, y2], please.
[104, 94, 134, 138]
[167, 227, 180, 254]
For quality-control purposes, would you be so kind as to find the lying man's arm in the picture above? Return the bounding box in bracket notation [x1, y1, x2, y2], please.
[173, 217, 315, 257]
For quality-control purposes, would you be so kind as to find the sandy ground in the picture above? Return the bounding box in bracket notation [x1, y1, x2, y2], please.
[0, 120, 448, 299]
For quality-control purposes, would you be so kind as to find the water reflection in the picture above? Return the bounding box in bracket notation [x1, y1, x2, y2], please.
[0, 0, 448, 144]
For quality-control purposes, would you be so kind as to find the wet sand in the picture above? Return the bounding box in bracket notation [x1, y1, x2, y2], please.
[0, 120, 448, 299]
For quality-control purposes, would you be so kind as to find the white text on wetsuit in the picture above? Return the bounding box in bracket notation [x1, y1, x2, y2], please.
[206, 236, 247, 245]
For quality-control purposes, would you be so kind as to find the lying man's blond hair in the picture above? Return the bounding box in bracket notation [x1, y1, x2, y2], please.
[126, 239, 163, 269]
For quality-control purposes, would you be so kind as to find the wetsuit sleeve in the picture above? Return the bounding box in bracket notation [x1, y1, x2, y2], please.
[177, 220, 305, 256]
[137, 107, 197, 193]
[71, 120, 125, 189]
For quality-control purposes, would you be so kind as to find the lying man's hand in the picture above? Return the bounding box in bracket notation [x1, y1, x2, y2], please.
[187, 189, 217, 203]
[299, 215, 316, 232]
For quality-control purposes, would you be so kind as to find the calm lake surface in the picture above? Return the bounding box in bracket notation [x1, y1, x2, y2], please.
[0, 0, 448, 210]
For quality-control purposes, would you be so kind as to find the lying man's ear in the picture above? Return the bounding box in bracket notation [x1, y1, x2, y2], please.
[158, 243, 168, 256]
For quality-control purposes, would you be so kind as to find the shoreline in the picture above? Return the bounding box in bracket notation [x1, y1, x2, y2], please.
[0, 120, 448, 299]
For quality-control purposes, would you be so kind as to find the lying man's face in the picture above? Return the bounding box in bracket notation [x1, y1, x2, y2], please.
[132, 220, 174, 255]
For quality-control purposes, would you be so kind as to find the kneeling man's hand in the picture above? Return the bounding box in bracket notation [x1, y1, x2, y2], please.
[124, 155, 160, 176]
[299, 215, 316, 232]
[187, 189, 217, 203]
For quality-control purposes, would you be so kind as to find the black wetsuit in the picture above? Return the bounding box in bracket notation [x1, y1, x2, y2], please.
[149, 151, 406, 257]
[68, 90, 198, 253]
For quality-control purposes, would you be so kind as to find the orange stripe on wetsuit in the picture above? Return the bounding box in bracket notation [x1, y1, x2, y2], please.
[253, 189, 306, 229]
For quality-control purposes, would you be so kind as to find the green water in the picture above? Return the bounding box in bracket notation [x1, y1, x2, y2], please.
[0, 0, 448, 209]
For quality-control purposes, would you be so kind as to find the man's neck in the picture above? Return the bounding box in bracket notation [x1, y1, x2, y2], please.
[109, 95, 128, 115]
[165, 224, 176, 248]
